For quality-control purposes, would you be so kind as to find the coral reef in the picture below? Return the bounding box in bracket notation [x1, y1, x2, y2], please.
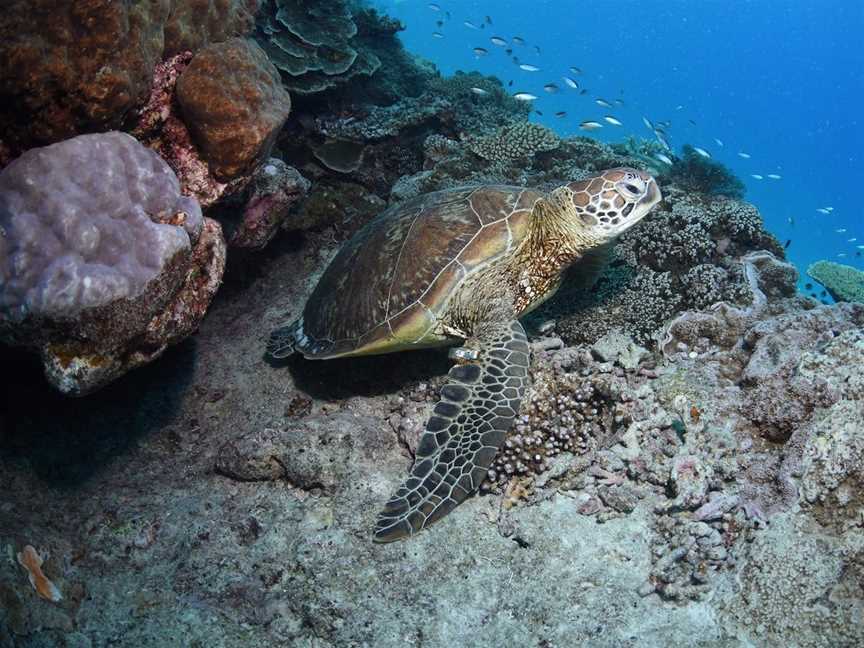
[176, 37, 292, 181]
[0, 0, 257, 155]
[466, 122, 560, 163]
[132, 53, 238, 207]
[664, 145, 746, 199]
[807, 259, 864, 303]
[0, 132, 225, 395]
[255, 0, 380, 94]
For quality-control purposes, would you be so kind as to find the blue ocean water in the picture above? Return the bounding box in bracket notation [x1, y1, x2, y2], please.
[382, 0, 863, 290]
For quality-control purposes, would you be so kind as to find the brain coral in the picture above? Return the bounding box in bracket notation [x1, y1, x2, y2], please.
[0, 132, 225, 395]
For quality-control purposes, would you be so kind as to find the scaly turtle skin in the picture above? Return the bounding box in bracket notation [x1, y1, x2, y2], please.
[268, 168, 661, 542]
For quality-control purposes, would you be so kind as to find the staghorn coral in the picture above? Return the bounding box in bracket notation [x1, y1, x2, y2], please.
[665, 145, 746, 199]
[466, 122, 560, 163]
[807, 260, 864, 303]
[255, 0, 380, 94]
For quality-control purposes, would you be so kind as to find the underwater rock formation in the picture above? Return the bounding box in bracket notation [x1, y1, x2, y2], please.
[0, 0, 258, 156]
[176, 37, 291, 182]
[466, 122, 560, 164]
[807, 259, 864, 302]
[0, 132, 225, 395]
[228, 159, 310, 249]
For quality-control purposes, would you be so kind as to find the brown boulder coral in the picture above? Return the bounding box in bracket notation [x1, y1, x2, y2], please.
[0, 0, 260, 156]
[176, 37, 291, 181]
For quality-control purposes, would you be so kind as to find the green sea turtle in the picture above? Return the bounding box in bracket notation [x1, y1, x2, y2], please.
[268, 168, 661, 542]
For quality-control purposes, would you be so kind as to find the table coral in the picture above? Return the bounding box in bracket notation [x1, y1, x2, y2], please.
[0, 132, 226, 395]
[807, 260, 864, 303]
[255, 0, 380, 94]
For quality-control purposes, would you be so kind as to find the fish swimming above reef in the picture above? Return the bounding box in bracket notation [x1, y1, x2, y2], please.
[512, 92, 537, 101]
[580, 120, 603, 131]
[267, 169, 662, 542]
[604, 115, 623, 126]
[543, 83, 559, 93]
[693, 147, 711, 158]
[519, 64, 540, 72]
[473, 47, 488, 57]
[562, 76, 579, 89]
[738, 152, 751, 159]
[595, 98, 613, 108]
[490, 36, 507, 46]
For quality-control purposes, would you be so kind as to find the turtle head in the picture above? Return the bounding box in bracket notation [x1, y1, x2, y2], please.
[563, 168, 661, 242]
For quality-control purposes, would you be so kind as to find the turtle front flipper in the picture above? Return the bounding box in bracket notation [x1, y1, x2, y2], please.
[267, 319, 302, 359]
[373, 320, 530, 543]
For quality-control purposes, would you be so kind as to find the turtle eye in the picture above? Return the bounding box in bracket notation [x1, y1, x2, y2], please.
[625, 184, 640, 195]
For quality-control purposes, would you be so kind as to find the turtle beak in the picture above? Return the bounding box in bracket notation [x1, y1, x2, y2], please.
[641, 177, 661, 211]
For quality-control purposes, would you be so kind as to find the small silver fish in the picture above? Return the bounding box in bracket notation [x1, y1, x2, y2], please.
[555, 111, 567, 118]
[604, 115, 623, 126]
[512, 36, 525, 46]
[848, 237, 858, 242]
[519, 64, 540, 72]
[738, 152, 751, 159]
[817, 208, 831, 214]
[693, 147, 711, 158]
[825, 206, 834, 211]
[473, 47, 488, 57]
[543, 83, 559, 93]
[569, 66, 582, 75]
[428, 3, 440, 10]
[432, 32, 444, 38]
[838, 253, 847, 257]
[512, 92, 538, 101]
[751, 174, 764, 180]
[714, 138, 724, 147]
[470, 87, 489, 96]
[594, 98, 613, 108]
[642, 116, 654, 130]
[562, 76, 579, 89]
[490, 36, 507, 46]
[857, 245, 864, 250]
[835, 228, 847, 233]
[464, 21, 478, 29]
[654, 153, 673, 165]
[580, 120, 603, 131]
[767, 174, 782, 180]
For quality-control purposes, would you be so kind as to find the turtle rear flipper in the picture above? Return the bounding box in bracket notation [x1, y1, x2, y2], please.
[373, 319, 530, 543]
[267, 319, 302, 358]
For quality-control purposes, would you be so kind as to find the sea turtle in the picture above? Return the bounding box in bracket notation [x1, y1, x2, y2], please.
[268, 168, 661, 542]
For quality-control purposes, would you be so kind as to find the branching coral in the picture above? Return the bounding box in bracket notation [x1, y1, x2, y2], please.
[807, 260, 864, 303]
[314, 94, 452, 141]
